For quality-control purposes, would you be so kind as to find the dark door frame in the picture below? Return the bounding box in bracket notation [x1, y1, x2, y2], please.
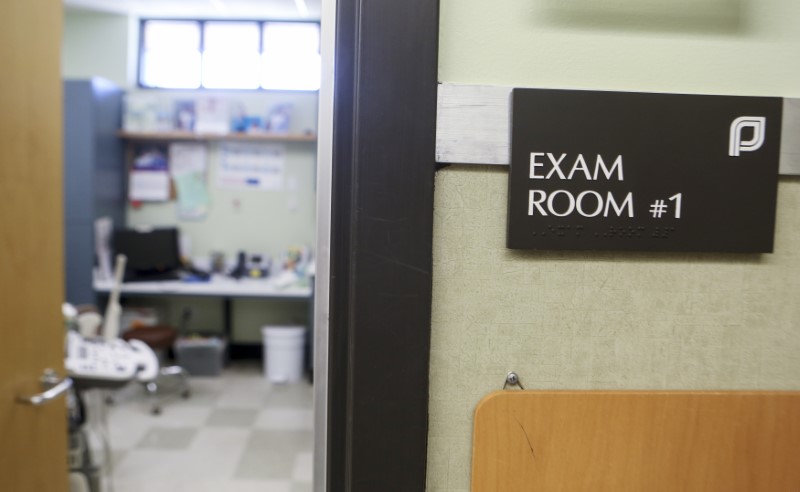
[326, 0, 440, 490]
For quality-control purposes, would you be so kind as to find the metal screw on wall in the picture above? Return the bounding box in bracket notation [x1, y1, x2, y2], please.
[503, 371, 525, 390]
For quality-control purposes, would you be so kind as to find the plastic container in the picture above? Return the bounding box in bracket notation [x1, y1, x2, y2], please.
[175, 336, 227, 376]
[262, 325, 306, 383]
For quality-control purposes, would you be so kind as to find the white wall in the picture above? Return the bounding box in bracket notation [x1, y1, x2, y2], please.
[438, 0, 800, 96]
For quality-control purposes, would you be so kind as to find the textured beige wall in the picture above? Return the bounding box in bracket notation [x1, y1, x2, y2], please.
[428, 166, 800, 491]
[431, 1, 800, 489]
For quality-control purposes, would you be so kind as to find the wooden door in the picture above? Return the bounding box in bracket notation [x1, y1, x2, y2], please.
[0, 0, 69, 490]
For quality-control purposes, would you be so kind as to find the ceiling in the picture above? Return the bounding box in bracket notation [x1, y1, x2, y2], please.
[64, 0, 321, 20]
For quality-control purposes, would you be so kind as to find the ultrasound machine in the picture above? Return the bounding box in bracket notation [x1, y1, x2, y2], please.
[64, 254, 160, 492]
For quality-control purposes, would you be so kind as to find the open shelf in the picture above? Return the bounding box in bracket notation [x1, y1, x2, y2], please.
[118, 130, 317, 143]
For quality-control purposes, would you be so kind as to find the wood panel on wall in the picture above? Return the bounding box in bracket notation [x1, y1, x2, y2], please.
[473, 391, 800, 492]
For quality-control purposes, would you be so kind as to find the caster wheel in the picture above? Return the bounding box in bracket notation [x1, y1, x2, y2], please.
[151, 407, 162, 416]
[181, 390, 191, 399]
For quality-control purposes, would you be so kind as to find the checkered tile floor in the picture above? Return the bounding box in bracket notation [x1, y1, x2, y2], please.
[102, 362, 313, 492]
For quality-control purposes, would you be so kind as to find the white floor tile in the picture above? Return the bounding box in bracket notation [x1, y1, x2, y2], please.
[104, 362, 314, 490]
[255, 409, 314, 430]
[136, 427, 197, 450]
[113, 478, 293, 492]
[291, 452, 313, 483]
[114, 447, 239, 482]
[189, 428, 252, 455]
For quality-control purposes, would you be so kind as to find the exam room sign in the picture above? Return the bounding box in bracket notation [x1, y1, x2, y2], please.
[506, 89, 782, 252]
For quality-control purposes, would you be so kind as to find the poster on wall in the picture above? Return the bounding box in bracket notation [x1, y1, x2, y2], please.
[506, 89, 782, 253]
[128, 145, 170, 202]
[217, 142, 285, 191]
[170, 142, 210, 220]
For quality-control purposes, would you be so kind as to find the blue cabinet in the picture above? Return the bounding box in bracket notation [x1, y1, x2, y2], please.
[63, 78, 125, 305]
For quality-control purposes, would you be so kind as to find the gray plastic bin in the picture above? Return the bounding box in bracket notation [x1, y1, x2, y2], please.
[175, 336, 227, 376]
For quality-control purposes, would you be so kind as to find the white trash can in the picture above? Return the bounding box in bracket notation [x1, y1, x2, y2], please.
[262, 325, 306, 383]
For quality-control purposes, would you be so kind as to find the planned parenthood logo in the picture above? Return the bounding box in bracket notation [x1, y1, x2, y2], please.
[729, 116, 766, 157]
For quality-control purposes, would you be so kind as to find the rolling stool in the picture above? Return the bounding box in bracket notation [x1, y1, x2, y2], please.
[121, 325, 191, 415]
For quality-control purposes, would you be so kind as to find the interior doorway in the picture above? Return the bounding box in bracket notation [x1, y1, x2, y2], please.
[62, 2, 323, 491]
[61, 0, 441, 489]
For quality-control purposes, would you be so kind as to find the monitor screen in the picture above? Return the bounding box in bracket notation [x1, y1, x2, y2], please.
[113, 227, 182, 281]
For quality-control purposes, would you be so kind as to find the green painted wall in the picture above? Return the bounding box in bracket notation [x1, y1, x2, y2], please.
[429, 1, 800, 490]
[62, 8, 131, 88]
[62, 13, 318, 339]
[125, 89, 319, 261]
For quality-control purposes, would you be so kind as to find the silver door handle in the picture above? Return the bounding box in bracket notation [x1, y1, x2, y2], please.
[16, 369, 73, 406]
